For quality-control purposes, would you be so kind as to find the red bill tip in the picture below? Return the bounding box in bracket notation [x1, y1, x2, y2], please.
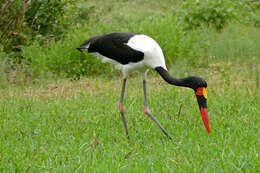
[200, 108, 210, 134]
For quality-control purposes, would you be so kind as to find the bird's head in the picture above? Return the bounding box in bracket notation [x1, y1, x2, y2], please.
[183, 76, 207, 91]
[184, 76, 210, 134]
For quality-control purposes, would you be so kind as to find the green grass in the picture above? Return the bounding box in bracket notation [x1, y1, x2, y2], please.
[0, 64, 259, 172]
[1, 0, 260, 172]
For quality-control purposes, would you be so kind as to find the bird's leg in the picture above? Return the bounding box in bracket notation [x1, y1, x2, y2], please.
[119, 78, 130, 140]
[143, 79, 172, 140]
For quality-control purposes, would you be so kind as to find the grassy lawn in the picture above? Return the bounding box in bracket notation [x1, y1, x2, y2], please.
[1, 0, 260, 172]
[0, 62, 259, 172]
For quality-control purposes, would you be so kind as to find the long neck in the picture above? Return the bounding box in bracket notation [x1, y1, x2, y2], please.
[155, 66, 191, 88]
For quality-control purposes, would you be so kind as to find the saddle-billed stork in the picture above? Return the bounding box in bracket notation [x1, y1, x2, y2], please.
[77, 32, 210, 140]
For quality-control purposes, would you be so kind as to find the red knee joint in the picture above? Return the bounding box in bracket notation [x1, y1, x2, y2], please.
[118, 103, 124, 112]
[144, 106, 151, 115]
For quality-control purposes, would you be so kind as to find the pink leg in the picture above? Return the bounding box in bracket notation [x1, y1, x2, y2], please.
[143, 79, 172, 140]
[119, 78, 130, 140]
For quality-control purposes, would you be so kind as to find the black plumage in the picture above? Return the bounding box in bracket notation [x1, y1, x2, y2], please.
[78, 32, 144, 65]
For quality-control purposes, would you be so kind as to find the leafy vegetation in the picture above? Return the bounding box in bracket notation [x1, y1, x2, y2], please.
[19, 0, 260, 78]
[22, 14, 189, 77]
[0, 47, 8, 88]
[0, 0, 91, 54]
[182, 0, 236, 30]
[1, 0, 259, 78]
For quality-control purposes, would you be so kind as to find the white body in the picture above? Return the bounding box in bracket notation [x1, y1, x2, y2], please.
[96, 34, 167, 77]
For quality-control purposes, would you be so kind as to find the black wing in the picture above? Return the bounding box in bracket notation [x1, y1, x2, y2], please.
[81, 32, 144, 65]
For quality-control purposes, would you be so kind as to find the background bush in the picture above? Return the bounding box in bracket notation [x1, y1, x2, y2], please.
[23, 14, 201, 77]
[181, 0, 239, 30]
[0, 0, 86, 54]
[1, 0, 260, 80]
[0, 47, 8, 88]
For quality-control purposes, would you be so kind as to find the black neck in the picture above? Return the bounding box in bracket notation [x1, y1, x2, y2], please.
[155, 66, 191, 88]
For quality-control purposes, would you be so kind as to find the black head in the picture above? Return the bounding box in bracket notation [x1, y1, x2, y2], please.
[184, 76, 207, 91]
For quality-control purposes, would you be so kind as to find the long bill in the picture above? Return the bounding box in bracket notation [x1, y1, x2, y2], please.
[195, 87, 210, 134]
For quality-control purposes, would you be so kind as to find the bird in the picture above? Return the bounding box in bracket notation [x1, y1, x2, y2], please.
[77, 32, 210, 140]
